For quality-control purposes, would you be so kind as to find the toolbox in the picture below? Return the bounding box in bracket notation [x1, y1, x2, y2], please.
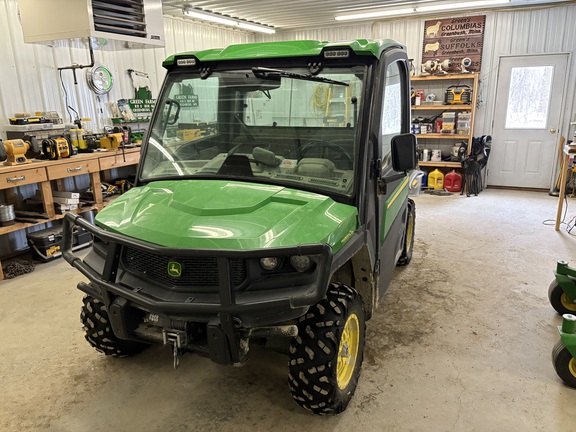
[26, 224, 92, 262]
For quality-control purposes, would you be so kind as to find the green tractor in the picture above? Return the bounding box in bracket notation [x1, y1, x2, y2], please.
[62, 39, 418, 414]
[549, 261, 576, 387]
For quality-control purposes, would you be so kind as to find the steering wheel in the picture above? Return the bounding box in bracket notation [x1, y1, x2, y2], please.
[298, 140, 353, 170]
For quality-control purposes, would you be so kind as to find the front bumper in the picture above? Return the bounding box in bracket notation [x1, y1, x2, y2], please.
[62, 213, 333, 364]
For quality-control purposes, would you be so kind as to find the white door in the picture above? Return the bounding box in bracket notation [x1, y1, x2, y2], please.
[488, 54, 569, 188]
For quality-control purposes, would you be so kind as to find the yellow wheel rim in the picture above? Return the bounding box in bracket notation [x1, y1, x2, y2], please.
[569, 357, 576, 378]
[337, 313, 360, 390]
[560, 293, 576, 312]
[406, 212, 414, 254]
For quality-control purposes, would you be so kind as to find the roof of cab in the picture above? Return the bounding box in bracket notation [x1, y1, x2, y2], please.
[162, 39, 403, 69]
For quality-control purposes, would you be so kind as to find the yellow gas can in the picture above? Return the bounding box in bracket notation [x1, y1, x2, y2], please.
[427, 169, 445, 190]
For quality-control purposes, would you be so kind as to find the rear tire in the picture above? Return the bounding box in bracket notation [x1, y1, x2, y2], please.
[288, 283, 365, 415]
[548, 280, 576, 315]
[81, 296, 149, 357]
[552, 338, 576, 388]
[397, 198, 415, 266]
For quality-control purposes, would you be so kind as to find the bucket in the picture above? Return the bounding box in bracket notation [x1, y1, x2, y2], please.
[408, 170, 425, 196]
[444, 170, 462, 192]
[427, 169, 444, 190]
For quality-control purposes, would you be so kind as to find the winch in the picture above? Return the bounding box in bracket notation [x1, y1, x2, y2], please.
[0, 136, 41, 166]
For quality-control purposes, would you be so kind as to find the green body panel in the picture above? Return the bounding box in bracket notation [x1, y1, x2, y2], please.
[554, 272, 576, 303]
[381, 177, 410, 243]
[95, 180, 358, 252]
[555, 261, 576, 303]
[559, 329, 576, 358]
[163, 39, 403, 68]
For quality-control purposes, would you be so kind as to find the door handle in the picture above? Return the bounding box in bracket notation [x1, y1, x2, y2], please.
[550, 128, 557, 134]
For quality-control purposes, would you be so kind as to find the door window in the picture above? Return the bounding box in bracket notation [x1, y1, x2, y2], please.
[504, 66, 553, 129]
[380, 62, 403, 160]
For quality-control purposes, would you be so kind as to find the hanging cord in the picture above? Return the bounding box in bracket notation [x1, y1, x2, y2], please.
[312, 84, 329, 115]
[59, 69, 79, 123]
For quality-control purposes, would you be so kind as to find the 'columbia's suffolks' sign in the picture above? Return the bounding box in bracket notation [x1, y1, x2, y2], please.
[421, 15, 486, 74]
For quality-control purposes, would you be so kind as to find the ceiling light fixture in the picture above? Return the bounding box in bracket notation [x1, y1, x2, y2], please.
[335, 0, 511, 21]
[335, 8, 415, 21]
[419, 0, 511, 12]
[184, 8, 275, 34]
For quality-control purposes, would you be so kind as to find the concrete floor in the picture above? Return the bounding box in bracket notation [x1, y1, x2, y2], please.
[1, 189, 575, 431]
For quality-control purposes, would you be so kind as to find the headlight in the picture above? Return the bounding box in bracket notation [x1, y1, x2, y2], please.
[260, 257, 279, 271]
[290, 255, 312, 272]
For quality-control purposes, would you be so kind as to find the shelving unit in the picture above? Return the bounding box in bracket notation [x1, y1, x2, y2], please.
[411, 73, 479, 170]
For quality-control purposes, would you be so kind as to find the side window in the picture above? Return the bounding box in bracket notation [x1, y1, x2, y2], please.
[380, 62, 402, 163]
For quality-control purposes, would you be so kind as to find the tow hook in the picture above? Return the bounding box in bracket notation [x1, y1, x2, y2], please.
[162, 329, 188, 369]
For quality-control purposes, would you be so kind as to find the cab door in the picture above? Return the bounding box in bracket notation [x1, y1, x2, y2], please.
[373, 51, 412, 297]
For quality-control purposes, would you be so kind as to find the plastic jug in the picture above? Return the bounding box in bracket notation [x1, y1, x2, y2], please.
[427, 169, 444, 190]
[444, 170, 462, 192]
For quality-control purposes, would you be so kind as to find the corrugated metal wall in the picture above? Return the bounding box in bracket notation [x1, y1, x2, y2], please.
[259, 3, 576, 143]
[0, 0, 254, 135]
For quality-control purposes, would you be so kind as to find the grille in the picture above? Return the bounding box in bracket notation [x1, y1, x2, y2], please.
[92, 0, 147, 38]
[123, 247, 247, 289]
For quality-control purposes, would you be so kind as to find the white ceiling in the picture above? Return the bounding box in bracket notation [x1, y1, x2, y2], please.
[161, 0, 573, 31]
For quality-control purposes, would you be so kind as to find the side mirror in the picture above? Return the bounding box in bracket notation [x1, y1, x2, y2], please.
[377, 133, 418, 195]
[391, 133, 418, 172]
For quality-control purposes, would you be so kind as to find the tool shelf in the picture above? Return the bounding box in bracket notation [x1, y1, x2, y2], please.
[0, 147, 141, 279]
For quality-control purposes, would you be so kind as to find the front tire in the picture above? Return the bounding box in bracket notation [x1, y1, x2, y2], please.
[552, 339, 576, 388]
[548, 280, 576, 315]
[288, 283, 366, 415]
[81, 296, 150, 357]
[397, 198, 416, 266]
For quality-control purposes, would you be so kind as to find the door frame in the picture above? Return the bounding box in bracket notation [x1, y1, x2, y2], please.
[488, 52, 572, 190]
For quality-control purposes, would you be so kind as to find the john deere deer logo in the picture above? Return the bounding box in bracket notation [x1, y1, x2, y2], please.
[168, 261, 182, 277]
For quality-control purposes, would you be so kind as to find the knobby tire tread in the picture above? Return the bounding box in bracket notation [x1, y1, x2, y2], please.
[81, 296, 149, 357]
[288, 283, 365, 415]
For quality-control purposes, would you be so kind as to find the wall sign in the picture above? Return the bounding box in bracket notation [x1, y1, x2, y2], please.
[421, 15, 486, 74]
[128, 99, 156, 114]
[174, 94, 199, 108]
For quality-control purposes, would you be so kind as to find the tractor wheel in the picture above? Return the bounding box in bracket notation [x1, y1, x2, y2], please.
[548, 280, 576, 315]
[288, 283, 365, 415]
[397, 198, 416, 266]
[81, 296, 149, 357]
[552, 338, 576, 388]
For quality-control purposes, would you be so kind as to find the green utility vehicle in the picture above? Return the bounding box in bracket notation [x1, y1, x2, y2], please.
[62, 39, 418, 415]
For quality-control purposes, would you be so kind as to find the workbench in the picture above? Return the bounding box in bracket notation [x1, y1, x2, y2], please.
[0, 148, 141, 278]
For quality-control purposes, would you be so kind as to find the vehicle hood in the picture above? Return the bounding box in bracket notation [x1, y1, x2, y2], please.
[95, 180, 357, 251]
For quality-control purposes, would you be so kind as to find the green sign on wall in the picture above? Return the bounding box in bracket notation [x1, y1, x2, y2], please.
[174, 94, 199, 108]
[128, 99, 156, 114]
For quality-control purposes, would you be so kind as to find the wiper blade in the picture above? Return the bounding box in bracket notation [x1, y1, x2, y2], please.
[252, 67, 349, 87]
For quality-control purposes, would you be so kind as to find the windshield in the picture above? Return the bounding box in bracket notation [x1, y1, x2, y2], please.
[140, 66, 365, 196]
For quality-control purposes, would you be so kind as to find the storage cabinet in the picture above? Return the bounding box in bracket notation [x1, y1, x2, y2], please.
[411, 73, 479, 169]
[0, 148, 141, 279]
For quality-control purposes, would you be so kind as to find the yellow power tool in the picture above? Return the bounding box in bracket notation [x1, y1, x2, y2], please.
[0, 136, 41, 166]
[41, 137, 72, 160]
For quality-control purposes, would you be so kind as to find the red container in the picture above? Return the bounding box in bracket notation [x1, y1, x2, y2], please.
[444, 170, 462, 192]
